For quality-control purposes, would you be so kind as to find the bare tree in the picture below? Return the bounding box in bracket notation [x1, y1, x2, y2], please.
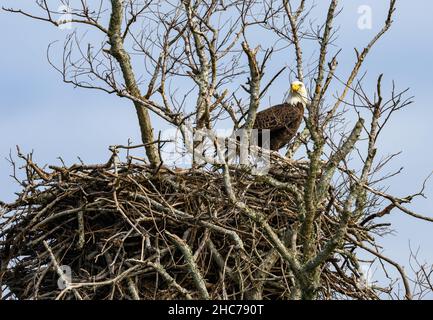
[1, 0, 432, 300]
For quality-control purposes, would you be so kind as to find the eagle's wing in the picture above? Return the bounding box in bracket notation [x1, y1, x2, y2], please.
[253, 102, 304, 130]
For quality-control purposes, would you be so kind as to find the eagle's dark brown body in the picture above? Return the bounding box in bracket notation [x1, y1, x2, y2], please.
[252, 102, 304, 150]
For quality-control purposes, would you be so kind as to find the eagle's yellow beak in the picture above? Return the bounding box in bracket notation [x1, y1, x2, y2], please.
[291, 83, 301, 92]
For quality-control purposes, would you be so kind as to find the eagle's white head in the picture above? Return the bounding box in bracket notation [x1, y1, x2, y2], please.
[287, 80, 309, 106]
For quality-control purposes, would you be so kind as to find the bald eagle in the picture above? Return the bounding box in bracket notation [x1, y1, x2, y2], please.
[253, 80, 308, 150]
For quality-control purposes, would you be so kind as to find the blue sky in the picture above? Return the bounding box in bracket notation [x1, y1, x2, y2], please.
[1, 1, 432, 297]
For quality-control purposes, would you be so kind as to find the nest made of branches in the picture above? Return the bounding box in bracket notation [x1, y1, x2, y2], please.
[0, 151, 376, 300]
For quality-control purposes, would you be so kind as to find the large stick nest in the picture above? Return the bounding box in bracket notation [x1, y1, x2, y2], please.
[0, 152, 375, 300]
